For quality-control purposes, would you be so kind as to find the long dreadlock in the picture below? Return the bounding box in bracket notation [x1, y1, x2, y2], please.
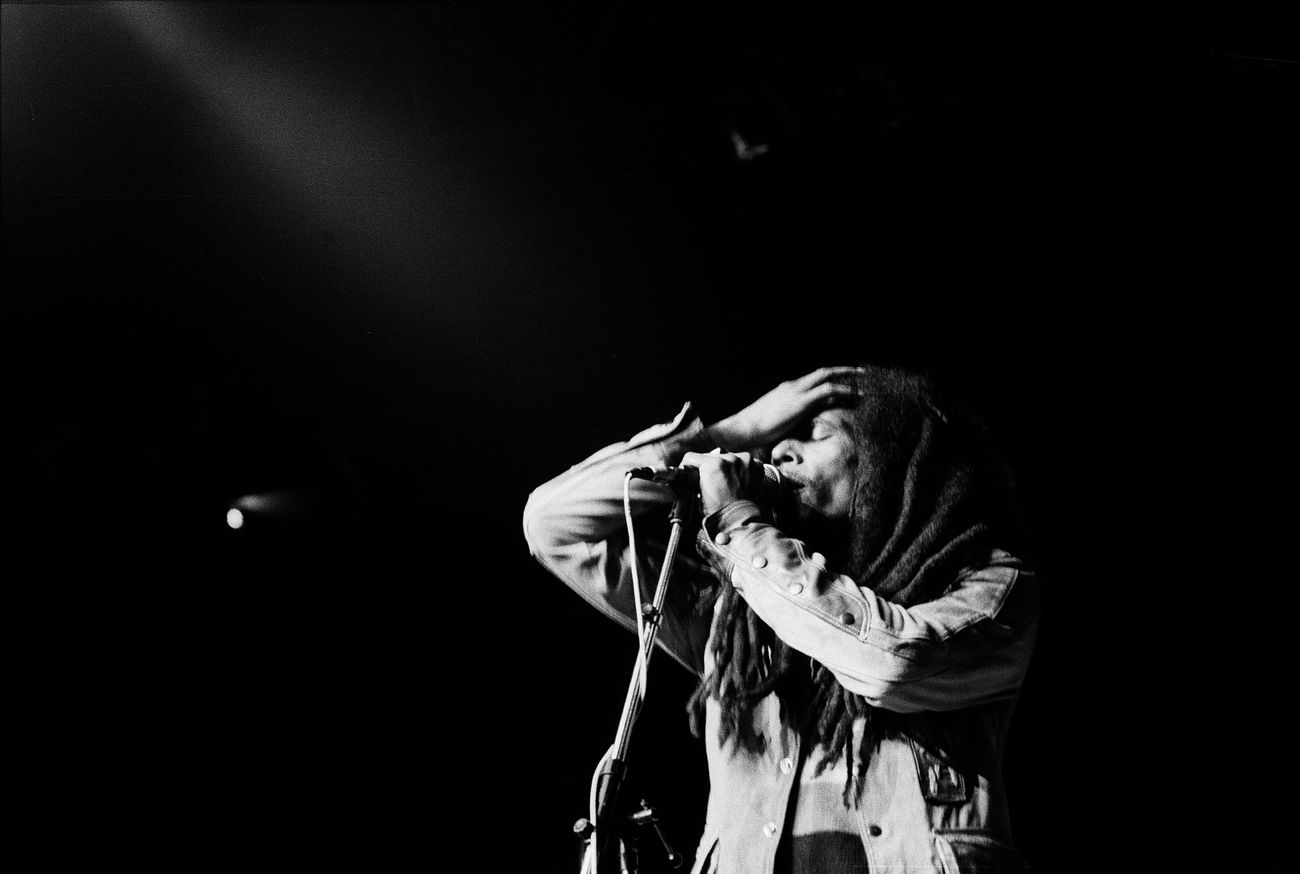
[686, 364, 1021, 806]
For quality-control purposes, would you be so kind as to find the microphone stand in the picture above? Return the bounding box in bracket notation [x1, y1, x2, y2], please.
[576, 475, 693, 874]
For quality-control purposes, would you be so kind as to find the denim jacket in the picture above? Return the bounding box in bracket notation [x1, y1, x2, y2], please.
[523, 403, 1039, 873]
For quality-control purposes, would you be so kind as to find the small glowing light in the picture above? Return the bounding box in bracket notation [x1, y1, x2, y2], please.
[226, 508, 245, 529]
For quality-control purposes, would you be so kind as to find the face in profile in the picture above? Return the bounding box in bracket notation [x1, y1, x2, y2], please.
[771, 408, 860, 537]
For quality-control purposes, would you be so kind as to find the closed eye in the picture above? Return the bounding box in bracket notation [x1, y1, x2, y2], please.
[810, 418, 835, 441]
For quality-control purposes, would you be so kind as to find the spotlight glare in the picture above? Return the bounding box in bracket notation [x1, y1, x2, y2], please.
[226, 508, 245, 529]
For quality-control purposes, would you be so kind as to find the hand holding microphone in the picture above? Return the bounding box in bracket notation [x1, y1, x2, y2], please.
[679, 451, 772, 516]
[631, 452, 789, 518]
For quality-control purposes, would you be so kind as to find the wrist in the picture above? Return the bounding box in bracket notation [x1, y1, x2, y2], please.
[704, 416, 749, 451]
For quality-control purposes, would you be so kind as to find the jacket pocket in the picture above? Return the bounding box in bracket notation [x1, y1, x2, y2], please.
[910, 738, 971, 805]
[934, 828, 1028, 873]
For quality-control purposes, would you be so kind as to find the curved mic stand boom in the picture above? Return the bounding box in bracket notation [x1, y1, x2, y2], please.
[574, 469, 691, 874]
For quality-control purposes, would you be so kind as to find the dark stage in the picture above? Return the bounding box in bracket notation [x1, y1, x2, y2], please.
[4, 2, 1297, 871]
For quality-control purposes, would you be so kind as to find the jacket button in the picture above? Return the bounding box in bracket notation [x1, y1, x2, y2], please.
[714, 532, 730, 546]
[867, 824, 882, 837]
[786, 582, 804, 595]
[751, 556, 768, 569]
[779, 757, 794, 774]
[840, 612, 856, 625]
[762, 822, 778, 838]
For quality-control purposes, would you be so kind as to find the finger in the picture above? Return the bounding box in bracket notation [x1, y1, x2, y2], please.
[712, 452, 752, 475]
[684, 451, 734, 470]
[797, 365, 869, 388]
[808, 381, 862, 407]
[679, 451, 706, 469]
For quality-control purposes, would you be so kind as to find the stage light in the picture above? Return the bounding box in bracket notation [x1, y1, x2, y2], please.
[225, 490, 329, 530]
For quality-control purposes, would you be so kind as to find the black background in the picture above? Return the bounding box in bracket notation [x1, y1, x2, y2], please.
[4, 2, 1297, 871]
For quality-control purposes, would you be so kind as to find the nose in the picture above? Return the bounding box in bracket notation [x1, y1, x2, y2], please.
[772, 438, 802, 468]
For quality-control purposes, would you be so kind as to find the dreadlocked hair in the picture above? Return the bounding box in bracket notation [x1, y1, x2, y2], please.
[687, 363, 1020, 807]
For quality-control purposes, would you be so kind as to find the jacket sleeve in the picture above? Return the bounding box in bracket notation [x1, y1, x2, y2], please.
[695, 500, 1039, 712]
[521, 402, 722, 676]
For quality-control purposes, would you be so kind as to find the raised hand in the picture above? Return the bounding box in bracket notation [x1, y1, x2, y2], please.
[705, 366, 866, 451]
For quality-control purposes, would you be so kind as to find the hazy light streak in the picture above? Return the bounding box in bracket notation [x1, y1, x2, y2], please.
[104, 2, 488, 320]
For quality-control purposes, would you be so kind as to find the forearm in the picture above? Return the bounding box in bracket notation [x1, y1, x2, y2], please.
[522, 402, 720, 673]
[695, 501, 1039, 711]
[702, 414, 754, 453]
[522, 403, 715, 553]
